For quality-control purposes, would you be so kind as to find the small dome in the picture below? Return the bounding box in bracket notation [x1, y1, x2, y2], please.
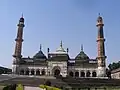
[33, 44, 46, 59]
[75, 51, 89, 60]
[97, 13, 103, 21]
[75, 45, 89, 60]
[19, 17, 24, 22]
[19, 14, 24, 22]
[33, 51, 46, 59]
[56, 47, 65, 52]
[97, 16, 102, 21]
[56, 41, 66, 52]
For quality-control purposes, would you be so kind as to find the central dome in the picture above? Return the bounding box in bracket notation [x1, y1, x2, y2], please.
[75, 45, 89, 60]
[33, 44, 46, 59]
[75, 51, 89, 60]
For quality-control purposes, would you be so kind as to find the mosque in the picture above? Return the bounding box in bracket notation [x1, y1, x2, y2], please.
[12, 15, 106, 78]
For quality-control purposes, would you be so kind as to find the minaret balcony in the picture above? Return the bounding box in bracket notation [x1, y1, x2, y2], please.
[96, 38, 105, 42]
[96, 23, 104, 26]
[96, 56, 107, 59]
[15, 38, 24, 42]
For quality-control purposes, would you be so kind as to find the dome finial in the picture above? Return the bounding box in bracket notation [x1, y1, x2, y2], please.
[98, 13, 100, 16]
[81, 44, 83, 51]
[40, 44, 42, 51]
[60, 40, 62, 47]
[21, 13, 23, 18]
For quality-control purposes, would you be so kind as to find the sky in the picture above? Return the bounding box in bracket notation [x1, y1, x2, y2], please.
[0, 0, 120, 68]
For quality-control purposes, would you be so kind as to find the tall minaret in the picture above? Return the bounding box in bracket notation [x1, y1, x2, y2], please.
[96, 14, 106, 77]
[12, 15, 25, 74]
[13, 15, 24, 58]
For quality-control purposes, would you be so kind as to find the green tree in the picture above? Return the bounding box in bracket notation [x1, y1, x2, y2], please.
[108, 61, 120, 71]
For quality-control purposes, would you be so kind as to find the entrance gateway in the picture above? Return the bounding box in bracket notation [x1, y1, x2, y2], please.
[52, 66, 61, 77]
[54, 69, 60, 76]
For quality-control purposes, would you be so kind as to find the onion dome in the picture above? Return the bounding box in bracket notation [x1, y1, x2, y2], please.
[19, 14, 24, 22]
[56, 41, 66, 52]
[97, 13, 103, 22]
[75, 44, 89, 60]
[33, 44, 46, 59]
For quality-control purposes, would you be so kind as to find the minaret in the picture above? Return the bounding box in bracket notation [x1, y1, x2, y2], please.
[13, 15, 25, 58]
[12, 15, 25, 74]
[96, 14, 106, 77]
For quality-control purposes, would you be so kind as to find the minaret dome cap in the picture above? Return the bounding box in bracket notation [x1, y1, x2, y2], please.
[97, 13, 103, 21]
[97, 16, 103, 21]
[19, 14, 24, 22]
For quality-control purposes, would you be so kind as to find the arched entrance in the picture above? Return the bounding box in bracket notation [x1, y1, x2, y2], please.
[54, 69, 60, 76]
[86, 71, 91, 77]
[69, 71, 74, 77]
[36, 69, 40, 75]
[31, 69, 35, 75]
[81, 71, 85, 77]
[25, 70, 29, 75]
[41, 69, 45, 75]
[20, 69, 24, 75]
[75, 72, 79, 77]
[92, 71, 97, 77]
[52, 66, 61, 77]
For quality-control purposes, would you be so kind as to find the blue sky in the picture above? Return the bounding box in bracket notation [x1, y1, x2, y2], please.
[0, 0, 120, 68]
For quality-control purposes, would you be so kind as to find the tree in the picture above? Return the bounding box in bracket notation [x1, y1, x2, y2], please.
[108, 61, 120, 71]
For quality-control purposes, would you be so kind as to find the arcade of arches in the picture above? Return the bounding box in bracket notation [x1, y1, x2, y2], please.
[20, 69, 46, 76]
[19, 68, 97, 77]
[69, 71, 97, 77]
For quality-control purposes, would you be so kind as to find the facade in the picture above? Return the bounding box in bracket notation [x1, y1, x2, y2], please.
[12, 15, 107, 78]
[111, 67, 120, 79]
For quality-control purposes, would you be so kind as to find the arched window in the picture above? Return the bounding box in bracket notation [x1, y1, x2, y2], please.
[25, 69, 29, 75]
[20, 69, 24, 75]
[86, 71, 91, 77]
[69, 71, 74, 77]
[81, 71, 85, 77]
[41, 69, 45, 75]
[31, 69, 35, 75]
[75, 72, 79, 77]
[92, 71, 97, 77]
[36, 69, 40, 75]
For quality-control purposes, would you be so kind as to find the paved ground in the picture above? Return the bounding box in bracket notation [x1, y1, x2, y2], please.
[24, 86, 42, 90]
[0, 75, 14, 81]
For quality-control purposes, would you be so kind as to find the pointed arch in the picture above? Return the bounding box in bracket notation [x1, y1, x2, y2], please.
[41, 69, 45, 75]
[20, 69, 24, 75]
[86, 71, 91, 77]
[31, 69, 35, 75]
[92, 71, 97, 77]
[69, 71, 74, 77]
[36, 69, 40, 75]
[25, 68, 29, 75]
[75, 71, 79, 77]
[81, 71, 85, 77]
